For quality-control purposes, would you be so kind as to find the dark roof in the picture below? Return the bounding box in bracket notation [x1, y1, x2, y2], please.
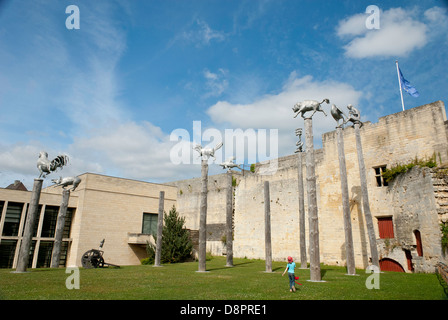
[5, 180, 28, 191]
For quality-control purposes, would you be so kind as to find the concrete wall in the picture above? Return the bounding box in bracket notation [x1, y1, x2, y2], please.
[53, 173, 177, 267]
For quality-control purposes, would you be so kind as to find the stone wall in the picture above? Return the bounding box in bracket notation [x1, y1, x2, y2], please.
[171, 101, 448, 272]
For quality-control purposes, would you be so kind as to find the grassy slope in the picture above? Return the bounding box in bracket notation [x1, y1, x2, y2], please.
[0, 257, 446, 300]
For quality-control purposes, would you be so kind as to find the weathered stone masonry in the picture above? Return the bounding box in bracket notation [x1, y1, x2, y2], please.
[171, 101, 448, 273]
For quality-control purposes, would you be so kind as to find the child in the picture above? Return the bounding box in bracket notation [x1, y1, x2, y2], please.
[282, 256, 296, 292]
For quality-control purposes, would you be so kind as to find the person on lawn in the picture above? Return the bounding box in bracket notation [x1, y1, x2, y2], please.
[282, 256, 297, 292]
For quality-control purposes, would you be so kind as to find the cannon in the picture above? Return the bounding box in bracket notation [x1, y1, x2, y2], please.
[81, 239, 120, 269]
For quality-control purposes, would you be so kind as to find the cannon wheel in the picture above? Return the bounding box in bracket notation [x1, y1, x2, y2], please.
[81, 249, 105, 269]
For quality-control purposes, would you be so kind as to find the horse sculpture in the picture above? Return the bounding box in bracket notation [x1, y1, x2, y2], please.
[37, 151, 69, 178]
[292, 98, 329, 119]
[51, 176, 81, 191]
[193, 142, 223, 161]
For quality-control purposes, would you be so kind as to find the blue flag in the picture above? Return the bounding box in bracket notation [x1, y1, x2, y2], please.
[398, 67, 419, 97]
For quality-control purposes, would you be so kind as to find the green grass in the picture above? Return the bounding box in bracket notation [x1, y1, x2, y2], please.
[0, 257, 446, 300]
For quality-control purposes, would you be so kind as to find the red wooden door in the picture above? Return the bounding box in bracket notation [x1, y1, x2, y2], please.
[379, 258, 405, 272]
[378, 217, 394, 239]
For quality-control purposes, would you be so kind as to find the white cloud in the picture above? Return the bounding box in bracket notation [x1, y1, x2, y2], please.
[69, 121, 198, 182]
[206, 72, 363, 157]
[337, 7, 428, 58]
[203, 68, 229, 98]
[181, 19, 226, 46]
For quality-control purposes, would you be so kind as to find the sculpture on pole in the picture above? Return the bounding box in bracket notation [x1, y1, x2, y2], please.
[194, 142, 223, 272]
[293, 98, 329, 282]
[37, 151, 69, 178]
[16, 151, 69, 272]
[295, 128, 307, 269]
[51, 176, 81, 191]
[219, 156, 243, 171]
[331, 104, 356, 275]
[345, 105, 379, 268]
[219, 156, 241, 268]
[292, 99, 329, 119]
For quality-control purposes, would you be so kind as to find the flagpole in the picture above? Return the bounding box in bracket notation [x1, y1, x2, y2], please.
[395, 60, 405, 111]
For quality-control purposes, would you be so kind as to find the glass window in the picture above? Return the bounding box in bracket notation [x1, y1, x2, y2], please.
[0, 239, 18, 268]
[62, 208, 75, 239]
[36, 241, 53, 268]
[374, 166, 388, 187]
[0, 201, 4, 222]
[142, 213, 158, 235]
[41, 206, 59, 238]
[58, 241, 70, 267]
[27, 240, 37, 268]
[2, 202, 24, 236]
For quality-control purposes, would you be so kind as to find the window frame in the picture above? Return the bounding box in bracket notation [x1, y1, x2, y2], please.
[374, 165, 389, 187]
[142, 212, 158, 235]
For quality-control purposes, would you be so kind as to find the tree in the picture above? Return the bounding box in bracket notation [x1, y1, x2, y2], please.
[144, 206, 193, 264]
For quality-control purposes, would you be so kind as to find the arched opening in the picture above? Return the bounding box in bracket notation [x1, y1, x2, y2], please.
[379, 258, 405, 272]
[414, 230, 423, 256]
[404, 249, 414, 272]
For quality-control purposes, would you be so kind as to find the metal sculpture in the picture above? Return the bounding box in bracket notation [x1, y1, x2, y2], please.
[292, 99, 324, 281]
[81, 239, 120, 269]
[330, 104, 349, 128]
[292, 98, 329, 119]
[193, 142, 223, 161]
[193, 141, 223, 272]
[37, 151, 69, 178]
[295, 127, 307, 269]
[346, 104, 363, 128]
[51, 176, 81, 191]
[294, 128, 304, 153]
[219, 156, 242, 171]
[331, 104, 356, 275]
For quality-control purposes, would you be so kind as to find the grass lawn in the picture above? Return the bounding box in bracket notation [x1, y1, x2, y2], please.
[0, 256, 446, 300]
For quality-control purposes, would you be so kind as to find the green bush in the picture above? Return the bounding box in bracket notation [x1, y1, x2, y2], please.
[441, 222, 448, 254]
[382, 155, 437, 183]
[142, 206, 193, 265]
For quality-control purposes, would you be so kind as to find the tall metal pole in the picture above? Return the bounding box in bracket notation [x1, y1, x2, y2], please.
[294, 130, 308, 270]
[298, 151, 307, 269]
[264, 181, 272, 272]
[396, 60, 405, 111]
[225, 172, 234, 267]
[354, 122, 380, 269]
[198, 159, 208, 272]
[304, 118, 321, 281]
[154, 191, 165, 267]
[51, 189, 70, 268]
[15, 178, 43, 272]
[336, 127, 356, 275]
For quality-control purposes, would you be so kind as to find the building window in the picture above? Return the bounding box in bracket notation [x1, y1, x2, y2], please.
[142, 213, 158, 235]
[36, 241, 53, 268]
[0, 240, 18, 268]
[378, 216, 394, 239]
[374, 166, 388, 187]
[62, 208, 75, 239]
[41, 206, 59, 238]
[2, 202, 24, 236]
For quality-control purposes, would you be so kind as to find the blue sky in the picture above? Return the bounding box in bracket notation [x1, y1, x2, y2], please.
[0, 0, 447, 189]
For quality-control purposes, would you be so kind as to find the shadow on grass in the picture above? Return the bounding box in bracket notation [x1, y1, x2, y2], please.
[206, 261, 254, 272]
